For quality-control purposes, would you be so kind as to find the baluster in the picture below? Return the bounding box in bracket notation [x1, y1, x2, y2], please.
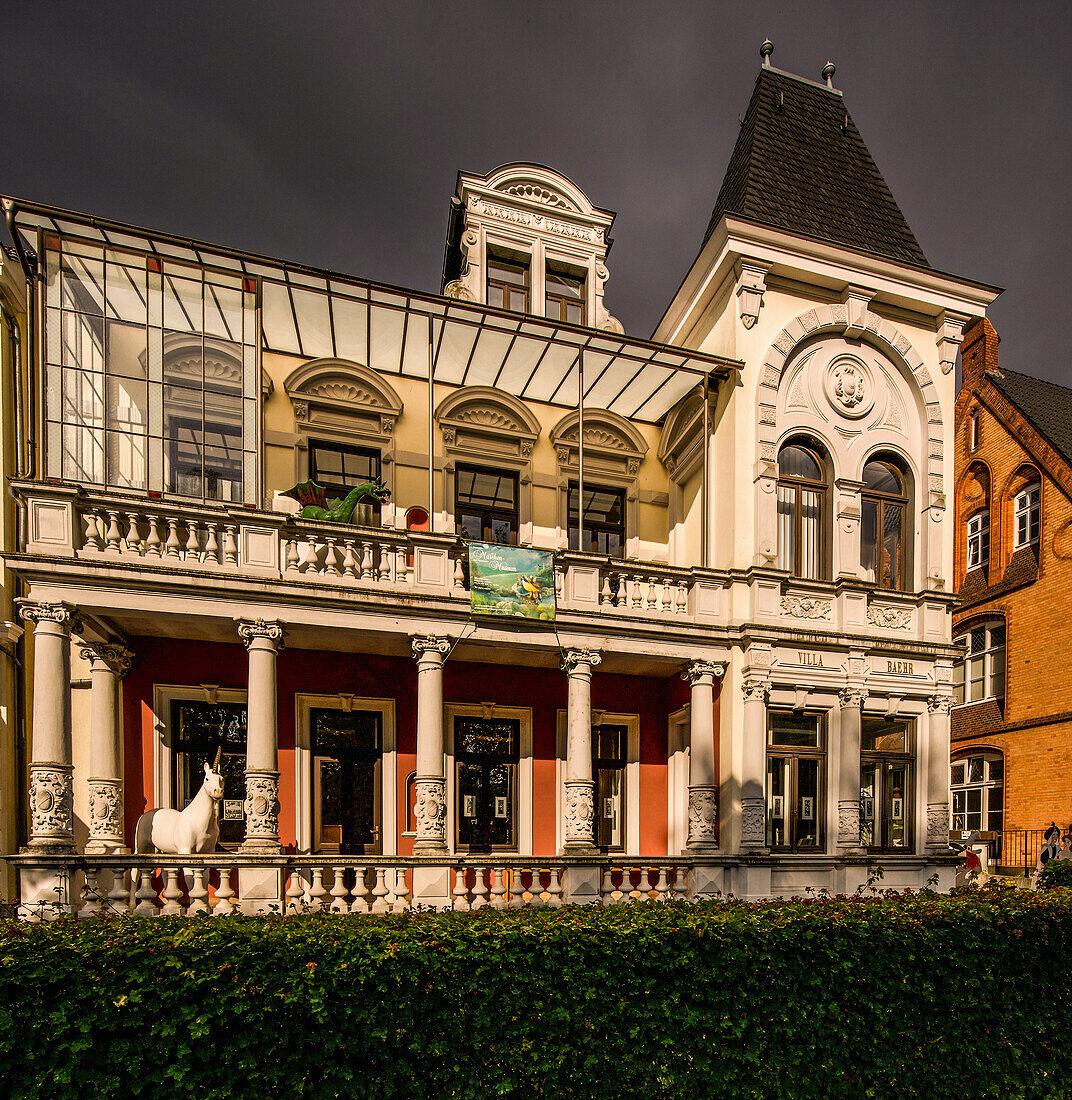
[527, 867, 545, 907]
[601, 867, 615, 906]
[554, 566, 564, 602]
[205, 522, 221, 565]
[452, 555, 466, 592]
[617, 866, 632, 904]
[79, 868, 101, 918]
[654, 865, 669, 901]
[164, 518, 182, 558]
[132, 868, 158, 916]
[185, 520, 201, 561]
[222, 526, 239, 565]
[397, 547, 411, 586]
[667, 866, 684, 899]
[600, 573, 614, 607]
[213, 867, 236, 916]
[360, 542, 374, 580]
[342, 540, 358, 579]
[386, 868, 407, 913]
[145, 515, 163, 556]
[546, 866, 563, 907]
[283, 536, 299, 573]
[301, 535, 318, 573]
[322, 537, 338, 578]
[308, 866, 328, 913]
[350, 867, 372, 914]
[470, 867, 489, 910]
[82, 509, 104, 552]
[451, 865, 471, 912]
[285, 868, 305, 914]
[329, 866, 349, 913]
[646, 577, 658, 609]
[507, 867, 525, 908]
[489, 867, 507, 909]
[676, 582, 688, 615]
[105, 867, 130, 914]
[160, 867, 184, 915]
[187, 867, 210, 915]
[378, 543, 391, 582]
[123, 512, 143, 556]
[629, 576, 643, 608]
[370, 867, 390, 913]
[385, 542, 399, 583]
[104, 511, 123, 553]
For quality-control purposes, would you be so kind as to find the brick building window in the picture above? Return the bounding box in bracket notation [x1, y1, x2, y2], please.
[966, 510, 989, 571]
[1014, 483, 1041, 549]
[953, 620, 1005, 705]
[950, 753, 1004, 833]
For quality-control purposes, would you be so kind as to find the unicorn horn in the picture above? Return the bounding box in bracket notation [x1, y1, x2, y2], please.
[213, 746, 222, 771]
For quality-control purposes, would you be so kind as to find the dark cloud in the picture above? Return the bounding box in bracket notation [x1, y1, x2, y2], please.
[4, 2, 1069, 381]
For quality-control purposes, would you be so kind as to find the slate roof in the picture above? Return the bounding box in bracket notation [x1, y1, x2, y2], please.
[703, 66, 930, 268]
[989, 366, 1072, 469]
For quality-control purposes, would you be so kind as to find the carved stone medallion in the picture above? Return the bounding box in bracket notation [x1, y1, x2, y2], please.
[413, 778, 447, 846]
[243, 771, 281, 846]
[86, 778, 124, 849]
[823, 355, 875, 420]
[687, 787, 719, 847]
[28, 763, 74, 847]
[563, 781, 595, 845]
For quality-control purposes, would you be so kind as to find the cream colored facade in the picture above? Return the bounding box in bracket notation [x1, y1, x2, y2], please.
[1, 62, 1001, 914]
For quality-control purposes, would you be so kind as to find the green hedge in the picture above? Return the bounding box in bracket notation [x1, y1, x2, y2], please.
[2, 888, 1070, 1098]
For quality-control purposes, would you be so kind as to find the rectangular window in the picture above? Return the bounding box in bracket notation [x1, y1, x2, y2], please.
[545, 266, 585, 324]
[859, 718, 913, 851]
[310, 441, 383, 523]
[45, 238, 258, 502]
[456, 465, 518, 545]
[766, 711, 824, 851]
[486, 254, 530, 313]
[954, 622, 1005, 705]
[568, 482, 625, 557]
[311, 708, 382, 855]
[966, 511, 989, 570]
[455, 716, 519, 852]
[969, 413, 979, 453]
[1014, 485, 1041, 548]
[777, 485, 824, 580]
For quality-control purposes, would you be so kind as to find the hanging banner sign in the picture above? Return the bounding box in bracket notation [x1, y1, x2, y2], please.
[467, 542, 556, 621]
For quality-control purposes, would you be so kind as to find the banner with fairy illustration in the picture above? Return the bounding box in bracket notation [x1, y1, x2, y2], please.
[467, 542, 556, 620]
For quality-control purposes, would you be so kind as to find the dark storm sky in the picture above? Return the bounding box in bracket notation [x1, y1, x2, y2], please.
[4, 3, 1070, 383]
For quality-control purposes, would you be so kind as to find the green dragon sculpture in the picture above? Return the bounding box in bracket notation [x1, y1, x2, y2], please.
[281, 480, 391, 523]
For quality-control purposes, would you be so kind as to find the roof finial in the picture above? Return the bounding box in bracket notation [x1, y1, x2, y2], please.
[822, 60, 836, 89]
[760, 39, 774, 67]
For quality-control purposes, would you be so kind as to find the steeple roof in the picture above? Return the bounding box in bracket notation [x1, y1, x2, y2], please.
[704, 64, 930, 269]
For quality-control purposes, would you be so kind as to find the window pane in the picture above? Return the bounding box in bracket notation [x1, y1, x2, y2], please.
[766, 757, 789, 848]
[863, 460, 901, 495]
[861, 718, 908, 753]
[950, 762, 965, 785]
[968, 758, 983, 783]
[880, 504, 903, 590]
[777, 485, 794, 574]
[779, 445, 822, 482]
[885, 762, 908, 848]
[800, 489, 821, 580]
[795, 759, 820, 848]
[966, 788, 982, 831]
[769, 712, 820, 747]
[861, 498, 878, 580]
[859, 761, 878, 847]
[952, 661, 965, 706]
[987, 757, 1004, 783]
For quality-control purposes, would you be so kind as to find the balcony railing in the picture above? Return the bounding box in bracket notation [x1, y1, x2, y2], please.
[17, 483, 728, 625]
[9, 854, 695, 920]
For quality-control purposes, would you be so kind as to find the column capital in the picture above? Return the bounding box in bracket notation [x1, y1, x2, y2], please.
[838, 686, 868, 709]
[236, 619, 287, 651]
[681, 660, 726, 685]
[411, 635, 451, 661]
[741, 677, 768, 703]
[78, 642, 134, 678]
[18, 600, 80, 632]
[928, 693, 955, 714]
[561, 648, 601, 674]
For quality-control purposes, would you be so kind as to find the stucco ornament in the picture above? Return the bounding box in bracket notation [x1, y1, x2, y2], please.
[413, 778, 447, 843]
[740, 798, 766, 846]
[823, 355, 875, 420]
[781, 594, 833, 620]
[564, 781, 595, 843]
[838, 799, 861, 845]
[134, 751, 225, 855]
[867, 604, 913, 630]
[28, 764, 74, 845]
[87, 779, 124, 849]
[927, 803, 950, 847]
[687, 787, 719, 847]
[243, 772, 281, 845]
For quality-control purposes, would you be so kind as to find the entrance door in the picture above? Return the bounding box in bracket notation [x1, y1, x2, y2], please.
[311, 708, 382, 855]
[172, 700, 247, 848]
[593, 724, 627, 851]
[455, 716, 519, 853]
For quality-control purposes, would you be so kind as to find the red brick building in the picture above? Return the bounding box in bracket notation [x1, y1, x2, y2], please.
[952, 319, 1072, 857]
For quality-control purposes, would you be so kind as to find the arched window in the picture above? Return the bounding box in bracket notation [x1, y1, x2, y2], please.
[950, 752, 1003, 834]
[777, 440, 828, 580]
[861, 457, 909, 591]
[1014, 482, 1041, 549]
[953, 620, 1005, 705]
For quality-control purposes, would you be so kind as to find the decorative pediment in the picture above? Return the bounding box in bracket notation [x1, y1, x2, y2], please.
[436, 387, 540, 438]
[484, 165, 591, 215]
[550, 409, 648, 459]
[658, 389, 706, 478]
[284, 359, 403, 443]
[159, 333, 273, 396]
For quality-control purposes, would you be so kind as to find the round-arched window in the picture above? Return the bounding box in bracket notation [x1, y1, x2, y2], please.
[777, 441, 828, 580]
[862, 457, 909, 591]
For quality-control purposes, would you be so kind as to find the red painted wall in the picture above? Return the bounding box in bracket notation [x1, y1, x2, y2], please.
[121, 638, 698, 856]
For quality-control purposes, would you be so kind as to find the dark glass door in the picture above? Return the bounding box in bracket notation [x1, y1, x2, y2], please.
[593, 724, 626, 851]
[455, 717, 519, 853]
[171, 701, 247, 847]
[311, 709, 382, 855]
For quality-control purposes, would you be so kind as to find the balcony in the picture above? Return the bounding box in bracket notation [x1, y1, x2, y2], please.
[13, 481, 728, 629]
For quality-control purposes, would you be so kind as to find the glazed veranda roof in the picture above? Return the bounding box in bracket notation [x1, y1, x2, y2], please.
[5, 198, 739, 424]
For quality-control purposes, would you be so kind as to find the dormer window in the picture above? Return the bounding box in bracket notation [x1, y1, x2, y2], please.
[486, 253, 530, 313]
[545, 265, 585, 324]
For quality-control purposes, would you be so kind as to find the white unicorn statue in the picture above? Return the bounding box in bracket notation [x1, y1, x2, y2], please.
[134, 748, 226, 856]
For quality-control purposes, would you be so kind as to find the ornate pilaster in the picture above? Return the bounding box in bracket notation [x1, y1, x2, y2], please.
[242, 772, 281, 845]
[926, 693, 955, 848]
[412, 635, 451, 853]
[19, 602, 80, 851]
[838, 685, 868, 849]
[682, 660, 725, 851]
[562, 648, 601, 851]
[740, 677, 769, 850]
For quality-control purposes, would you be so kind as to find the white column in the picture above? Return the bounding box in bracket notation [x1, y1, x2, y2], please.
[837, 687, 868, 849]
[79, 642, 133, 854]
[926, 694, 954, 848]
[681, 660, 725, 852]
[19, 602, 78, 851]
[411, 635, 451, 854]
[237, 619, 286, 852]
[739, 677, 768, 851]
[562, 648, 601, 851]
